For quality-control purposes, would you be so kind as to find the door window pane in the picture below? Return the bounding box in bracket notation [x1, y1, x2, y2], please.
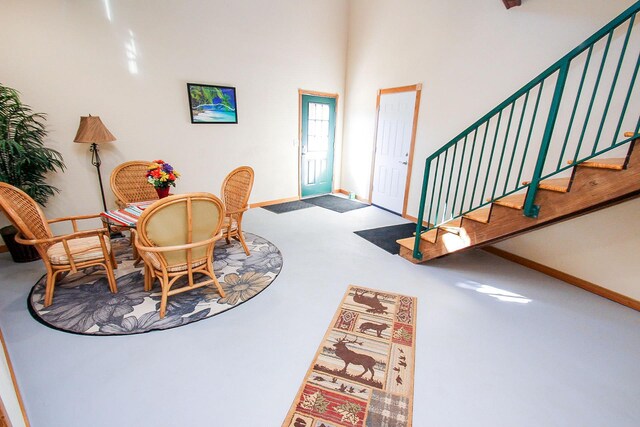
[308, 102, 330, 152]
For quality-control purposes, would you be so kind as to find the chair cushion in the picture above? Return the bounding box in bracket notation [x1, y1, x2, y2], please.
[144, 252, 207, 272]
[47, 235, 111, 265]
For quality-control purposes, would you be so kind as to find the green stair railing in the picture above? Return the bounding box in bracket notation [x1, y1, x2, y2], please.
[413, 1, 640, 260]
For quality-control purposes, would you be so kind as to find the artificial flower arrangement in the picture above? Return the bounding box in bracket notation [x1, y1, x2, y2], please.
[146, 160, 180, 197]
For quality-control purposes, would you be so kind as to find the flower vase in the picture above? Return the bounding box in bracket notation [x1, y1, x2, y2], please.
[155, 187, 170, 199]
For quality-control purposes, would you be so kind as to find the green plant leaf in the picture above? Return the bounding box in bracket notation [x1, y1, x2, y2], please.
[0, 83, 65, 205]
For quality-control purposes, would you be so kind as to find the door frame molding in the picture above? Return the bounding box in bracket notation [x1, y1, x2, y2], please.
[368, 84, 422, 217]
[0, 327, 30, 427]
[298, 89, 339, 199]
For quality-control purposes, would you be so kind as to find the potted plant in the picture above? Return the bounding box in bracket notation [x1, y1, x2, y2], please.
[145, 160, 180, 198]
[0, 83, 65, 262]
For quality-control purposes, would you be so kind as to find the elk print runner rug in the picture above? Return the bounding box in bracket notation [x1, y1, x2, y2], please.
[283, 285, 417, 427]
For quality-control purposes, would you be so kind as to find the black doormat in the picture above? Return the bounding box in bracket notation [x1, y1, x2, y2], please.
[354, 222, 425, 255]
[262, 200, 315, 214]
[304, 195, 369, 213]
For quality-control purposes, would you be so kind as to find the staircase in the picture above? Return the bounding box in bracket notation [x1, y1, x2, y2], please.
[398, 134, 640, 262]
[398, 2, 640, 263]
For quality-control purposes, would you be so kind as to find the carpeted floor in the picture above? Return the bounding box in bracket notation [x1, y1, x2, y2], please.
[28, 233, 282, 335]
[262, 200, 315, 214]
[283, 285, 417, 427]
[354, 223, 425, 255]
[304, 195, 369, 213]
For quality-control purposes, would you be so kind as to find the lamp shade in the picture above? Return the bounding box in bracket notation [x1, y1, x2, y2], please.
[73, 116, 116, 143]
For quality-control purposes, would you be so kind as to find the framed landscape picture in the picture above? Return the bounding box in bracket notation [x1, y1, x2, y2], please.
[187, 83, 238, 124]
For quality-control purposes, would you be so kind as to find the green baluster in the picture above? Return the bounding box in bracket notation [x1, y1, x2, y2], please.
[516, 81, 545, 189]
[451, 135, 468, 217]
[559, 46, 593, 169]
[504, 91, 530, 194]
[524, 62, 571, 218]
[470, 120, 491, 211]
[492, 103, 515, 200]
[594, 17, 635, 154]
[413, 159, 431, 260]
[481, 110, 503, 203]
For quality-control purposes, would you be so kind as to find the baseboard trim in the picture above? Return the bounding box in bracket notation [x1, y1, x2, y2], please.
[250, 196, 299, 208]
[335, 189, 370, 203]
[483, 246, 640, 312]
[251, 191, 372, 209]
[404, 214, 432, 227]
[0, 328, 30, 426]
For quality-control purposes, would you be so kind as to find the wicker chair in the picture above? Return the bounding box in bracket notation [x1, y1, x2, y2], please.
[0, 183, 117, 307]
[220, 166, 254, 256]
[110, 160, 158, 208]
[132, 193, 226, 318]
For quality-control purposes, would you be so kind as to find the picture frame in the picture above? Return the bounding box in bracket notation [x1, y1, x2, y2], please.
[187, 83, 238, 124]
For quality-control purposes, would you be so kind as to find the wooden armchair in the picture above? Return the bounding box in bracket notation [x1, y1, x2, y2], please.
[0, 183, 117, 307]
[110, 160, 158, 208]
[220, 166, 254, 255]
[132, 193, 226, 318]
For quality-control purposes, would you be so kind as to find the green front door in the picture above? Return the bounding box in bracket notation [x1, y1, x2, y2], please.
[301, 95, 336, 197]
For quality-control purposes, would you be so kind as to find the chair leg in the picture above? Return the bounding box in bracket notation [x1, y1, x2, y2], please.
[44, 272, 57, 307]
[204, 259, 226, 298]
[55, 271, 69, 284]
[211, 273, 226, 298]
[110, 249, 118, 270]
[236, 222, 250, 256]
[225, 226, 232, 245]
[132, 243, 143, 267]
[144, 265, 154, 292]
[104, 260, 118, 294]
[159, 286, 168, 319]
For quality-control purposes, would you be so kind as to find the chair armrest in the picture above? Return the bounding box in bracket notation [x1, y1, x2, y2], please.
[48, 213, 103, 223]
[14, 228, 109, 246]
[48, 213, 106, 233]
[15, 228, 111, 272]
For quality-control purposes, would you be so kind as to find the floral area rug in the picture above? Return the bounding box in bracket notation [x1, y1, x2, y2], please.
[283, 285, 417, 427]
[28, 233, 282, 336]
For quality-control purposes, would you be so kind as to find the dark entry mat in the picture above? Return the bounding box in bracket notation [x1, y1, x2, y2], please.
[354, 222, 425, 255]
[262, 200, 315, 214]
[304, 195, 369, 213]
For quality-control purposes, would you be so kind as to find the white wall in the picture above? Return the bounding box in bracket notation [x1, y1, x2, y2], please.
[495, 198, 640, 301]
[342, 0, 640, 298]
[0, 0, 348, 220]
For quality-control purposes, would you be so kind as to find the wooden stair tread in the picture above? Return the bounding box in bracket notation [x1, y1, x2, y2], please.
[396, 237, 416, 250]
[491, 193, 526, 210]
[568, 158, 626, 170]
[441, 218, 462, 227]
[419, 228, 438, 243]
[463, 206, 491, 224]
[522, 177, 571, 193]
[438, 217, 462, 232]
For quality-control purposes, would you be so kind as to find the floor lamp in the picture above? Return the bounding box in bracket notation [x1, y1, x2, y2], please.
[73, 115, 116, 212]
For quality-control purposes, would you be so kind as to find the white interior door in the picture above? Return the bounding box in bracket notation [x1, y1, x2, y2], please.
[371, 90, 417, 214]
